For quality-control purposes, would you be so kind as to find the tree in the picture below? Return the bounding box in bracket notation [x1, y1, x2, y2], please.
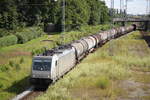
[0, 0, 110, 31]
[0, 0, 18, 30]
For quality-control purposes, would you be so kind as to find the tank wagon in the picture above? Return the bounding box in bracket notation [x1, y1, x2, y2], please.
[30, 24, 136, 85]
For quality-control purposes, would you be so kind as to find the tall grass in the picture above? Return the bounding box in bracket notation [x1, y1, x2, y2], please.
[36, 31, 150, 100]
[0, 25, 110, 100]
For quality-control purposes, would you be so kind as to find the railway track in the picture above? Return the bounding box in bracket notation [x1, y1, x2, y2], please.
[12, 86, 45, 100]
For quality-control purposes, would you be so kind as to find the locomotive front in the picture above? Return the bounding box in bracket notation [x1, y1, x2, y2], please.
[30, 56, 57, 85]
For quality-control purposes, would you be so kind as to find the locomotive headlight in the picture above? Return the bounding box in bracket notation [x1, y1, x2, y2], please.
[48, 75, 50, 78]
[32, 75, 35, 78]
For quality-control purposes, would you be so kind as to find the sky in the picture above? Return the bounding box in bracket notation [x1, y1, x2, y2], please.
[104, 0, 148, 15]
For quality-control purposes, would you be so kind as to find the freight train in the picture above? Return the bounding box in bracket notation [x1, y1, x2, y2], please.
[30, 24, 136, 85]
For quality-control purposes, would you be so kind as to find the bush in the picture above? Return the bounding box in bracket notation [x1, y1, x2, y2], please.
[0, 35, 18, 47]
[0, 82, 3, 89]
[32, 47, 46, 55]
[0, 29, 10, 37]
[15, 63, 21, 70]
[20, 57, 24, 64]
[9, 61, 15, 67]
[16, 27, 43, 44]
[95, 77, 110, 89]
[0, 65, 9, 72]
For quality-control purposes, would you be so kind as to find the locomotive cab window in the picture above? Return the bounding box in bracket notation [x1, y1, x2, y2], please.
[33, 60, 51, 71]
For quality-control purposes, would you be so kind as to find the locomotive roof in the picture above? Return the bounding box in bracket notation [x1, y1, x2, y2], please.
[37, 44, 73, 56]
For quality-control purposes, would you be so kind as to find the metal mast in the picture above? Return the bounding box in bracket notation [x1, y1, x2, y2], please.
[60, 0, 65, 44]
[110, 0, 114, 20]
[120, 0, 122, 16]
[146, 0, 148, 15]
[111, 0, 114, 9]
[62, 0, 65, 32]
[146, 0, 150, 17]
[109, 0, 115, 56]
[125, 0, 128, 20]
[149, 0, 150, 16]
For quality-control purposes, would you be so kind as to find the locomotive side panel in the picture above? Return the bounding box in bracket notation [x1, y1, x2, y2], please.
[57, 49, 76, 78]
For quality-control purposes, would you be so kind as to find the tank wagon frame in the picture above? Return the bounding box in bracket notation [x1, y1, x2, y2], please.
[30, 24, 136, 86]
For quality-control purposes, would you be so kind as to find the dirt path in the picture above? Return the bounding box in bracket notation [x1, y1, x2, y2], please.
[117, 70, 150, 100]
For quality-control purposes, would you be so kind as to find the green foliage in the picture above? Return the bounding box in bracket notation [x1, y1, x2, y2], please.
[0, 0, 18, 30]
[0, 25, 110, 100]
[36, 31, 150, 100]
[0, 29, 10, 37]
[0, 65, 9, 72]
[16, 27, 43, 43]
[56, 25, 110, 45]
[9, 61, 15, 67]
[0, 35, 18, 47]
[0, 82, 3, 89]
[0, 0, 109, 31]
[15, 63, 21, 70]
[20, 57, 24, 64]
[64, 0, 90, 30]
[95, 77, 110, 89]
[31, 47, 46, 55]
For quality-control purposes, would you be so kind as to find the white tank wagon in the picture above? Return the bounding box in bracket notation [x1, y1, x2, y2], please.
[114, 27, 122, 37]
[82, 36, 96, 50]
[120, 27, 127, 35]
[110, 28, 117, 38]
[88, 36, 97, 47]
[30, 24, 137, 86]
[126, 25, 136, 33]
[90, 34, 102, 46]
[78, 39, 89, 53]
[99, 31, 110, 43]
[71, 41, 86, 60]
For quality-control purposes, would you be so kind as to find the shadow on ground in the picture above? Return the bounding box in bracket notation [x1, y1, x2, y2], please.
[143, 36, 150, 47]
[140, 31, 150, 47]
[4, 76, 30, 94]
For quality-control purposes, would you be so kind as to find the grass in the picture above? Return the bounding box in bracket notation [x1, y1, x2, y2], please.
[0, 25, 110, 100]
[36, 31, 150, 100]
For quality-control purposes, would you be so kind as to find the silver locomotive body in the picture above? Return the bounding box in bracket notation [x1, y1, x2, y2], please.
[30, 46, 76, 85]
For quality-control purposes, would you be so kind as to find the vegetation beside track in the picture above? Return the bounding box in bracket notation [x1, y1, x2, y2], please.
[0, 25, 110, 100]
[36, 31, 150, 100]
